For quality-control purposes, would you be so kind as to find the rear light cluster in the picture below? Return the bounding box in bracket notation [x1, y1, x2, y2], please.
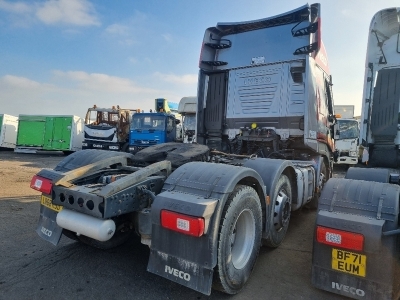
[316, 226, 364, 251]
[30, 175, 53, 195]
[161, 210, 205, 237]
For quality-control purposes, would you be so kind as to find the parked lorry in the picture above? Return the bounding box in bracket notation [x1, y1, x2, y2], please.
[312, 7, 400, 300]
[333, 105, 359, 166]
[15, 115, 83, 153]
[82, 105, 137, 152]
[32, 3, 336, 296]
[0, 114, 18, 149]
[128, 99, 179, 154]
[178, 96, 197, 143]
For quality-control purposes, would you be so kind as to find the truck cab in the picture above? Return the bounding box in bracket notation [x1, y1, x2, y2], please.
[82, 106, 136, 152]
[128, 112, 177, 154]
[334, 118, 359, 166]
[177, 96, 197, 143]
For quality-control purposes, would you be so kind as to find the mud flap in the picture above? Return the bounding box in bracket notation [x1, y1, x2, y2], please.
[147, 249, 213, 295]
[36, 205, 63, 246]
[312, 178, 400, 299]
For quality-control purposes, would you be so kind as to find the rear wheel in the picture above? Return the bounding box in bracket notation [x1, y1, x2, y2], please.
[213, 185, 262, 294]
[307, 160, 328, 209]
[263, 174, 292, 248]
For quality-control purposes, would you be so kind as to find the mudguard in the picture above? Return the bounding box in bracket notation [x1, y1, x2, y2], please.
[312, 178, 400, 299]
[345, 167, 390, 183]
[36, 201, 63, 246]
[147, 161, 266, 295]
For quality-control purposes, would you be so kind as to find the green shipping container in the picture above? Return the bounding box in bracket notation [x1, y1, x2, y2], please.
[16, 115, 84, 152]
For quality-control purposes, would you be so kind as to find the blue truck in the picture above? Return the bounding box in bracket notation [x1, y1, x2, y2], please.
[128, 111, 178, 154]
[128, 98, 180, 154]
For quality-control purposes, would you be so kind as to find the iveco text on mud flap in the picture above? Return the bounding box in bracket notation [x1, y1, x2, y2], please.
[36, 198, 64, 246]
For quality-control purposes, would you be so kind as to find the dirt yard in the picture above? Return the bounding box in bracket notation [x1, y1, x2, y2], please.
[0, 150, 346, 300]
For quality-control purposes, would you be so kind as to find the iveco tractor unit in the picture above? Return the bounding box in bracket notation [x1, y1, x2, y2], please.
[32, 3, 336, 296]
[312, 7, 400, 300]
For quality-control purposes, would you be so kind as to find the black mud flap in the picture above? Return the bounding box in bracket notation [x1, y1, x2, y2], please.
[147, 249, 213, 295]
[36, 205, 63, 246]
[312, 178, 400, 300]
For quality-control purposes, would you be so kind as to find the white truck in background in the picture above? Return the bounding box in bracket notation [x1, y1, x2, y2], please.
[333, 105, 359, 166]
[0, 114, 18, 149]
[177, 97, 197, 143]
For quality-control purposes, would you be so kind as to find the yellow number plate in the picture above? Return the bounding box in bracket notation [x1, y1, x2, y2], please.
[332, 248, 366, 277]
[40, 195, 63, 212]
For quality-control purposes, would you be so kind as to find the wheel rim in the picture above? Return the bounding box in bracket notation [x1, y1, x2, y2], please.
[230, 209, 255, 270]
[273, 189, 291, 232]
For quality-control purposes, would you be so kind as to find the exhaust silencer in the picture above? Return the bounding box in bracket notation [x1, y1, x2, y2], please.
[56, 209, 116, 242]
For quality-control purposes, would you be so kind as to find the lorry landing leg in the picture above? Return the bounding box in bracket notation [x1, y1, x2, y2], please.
[213, 185, 262, 294]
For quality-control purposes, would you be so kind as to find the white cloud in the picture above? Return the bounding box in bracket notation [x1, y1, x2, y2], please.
[0, 71, 198, 117]
[153, 72, 198, 85]
[105, 23, 130, 36]
[36, 0, 100, 26]
[1, 75, 53, 90]
[0, 0, 31, 14]
[52, 70, 158, 94]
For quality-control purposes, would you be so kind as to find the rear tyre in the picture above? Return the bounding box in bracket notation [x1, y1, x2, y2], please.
[307, 160, 328, 209]
[213, 185, 262, 294]
[263, 174, 292, 248]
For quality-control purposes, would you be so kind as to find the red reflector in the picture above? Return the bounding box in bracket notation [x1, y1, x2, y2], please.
[30, 175, 53, 195]
[316, 226, 364, 251]
[161, 210, 205, 237]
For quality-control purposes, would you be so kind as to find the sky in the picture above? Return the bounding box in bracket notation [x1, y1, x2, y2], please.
[0, 0, 399, 118]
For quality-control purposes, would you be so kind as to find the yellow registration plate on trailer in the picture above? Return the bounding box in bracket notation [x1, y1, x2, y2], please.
[40, 195, 63, 212]
[332, 248, 366, 277]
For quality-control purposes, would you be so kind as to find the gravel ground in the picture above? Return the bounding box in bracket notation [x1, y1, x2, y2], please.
[0, 150, 347, 300]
